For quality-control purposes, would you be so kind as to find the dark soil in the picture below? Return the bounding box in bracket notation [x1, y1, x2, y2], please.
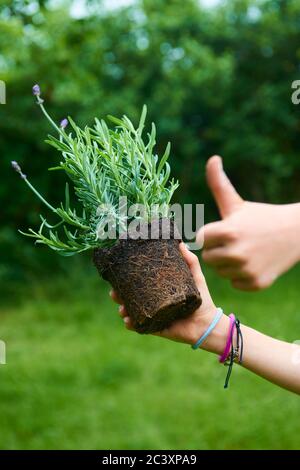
[93, 219, 202, 334]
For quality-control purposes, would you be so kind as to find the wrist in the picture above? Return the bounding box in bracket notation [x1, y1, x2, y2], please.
[189, 307, 230, 355]
[200, 313, 230, 355]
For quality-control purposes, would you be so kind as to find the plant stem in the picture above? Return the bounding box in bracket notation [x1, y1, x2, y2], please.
[38, 102, 63, 136]
[24, 177, 58, 214]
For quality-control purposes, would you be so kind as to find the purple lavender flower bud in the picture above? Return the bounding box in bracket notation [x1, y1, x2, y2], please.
[11, 161, 21, 172]
[32, 84, 41, 96]
[11, 161, 26, 179]
[60, 118, 68, 129]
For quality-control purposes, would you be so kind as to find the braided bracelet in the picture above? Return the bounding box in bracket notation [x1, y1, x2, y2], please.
[221, 316, 244, 389]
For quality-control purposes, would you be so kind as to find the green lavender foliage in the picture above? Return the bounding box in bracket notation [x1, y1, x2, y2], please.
[18, 101, 179, 256]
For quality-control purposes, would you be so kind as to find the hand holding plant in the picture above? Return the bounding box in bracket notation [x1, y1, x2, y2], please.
[12, 85, 201, 333]
[112, 242, 231, 354]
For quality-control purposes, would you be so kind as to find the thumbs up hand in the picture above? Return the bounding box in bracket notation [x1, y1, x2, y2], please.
[205, 155, 243, 218]
[197, 156, 300, 291]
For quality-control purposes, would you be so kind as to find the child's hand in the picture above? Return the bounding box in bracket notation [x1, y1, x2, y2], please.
[198, 156, 300, 291]
[110, 243, 219, 347]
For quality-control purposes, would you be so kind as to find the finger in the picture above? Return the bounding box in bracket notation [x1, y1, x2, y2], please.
[231, 279, 257, 291]
[110, 289, 123, 304]
[118, 304, 128, 318]
[123, 316, 134, 330]
[179, 242, 204, 288]
[202, 247, 243, 267]
[215, 266, 242, 279]
[197, 221, 232, 250]
[206, 155, 243, 218]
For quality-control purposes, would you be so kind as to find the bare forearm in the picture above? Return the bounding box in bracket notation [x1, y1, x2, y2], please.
[113, 243, 300, 394]
[200, 315, 300, 394]
[285, 202, 300, 265]
[241, 325, 300, 394]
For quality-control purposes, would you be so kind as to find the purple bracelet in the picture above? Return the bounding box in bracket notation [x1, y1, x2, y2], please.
[219, 313, 236, 363]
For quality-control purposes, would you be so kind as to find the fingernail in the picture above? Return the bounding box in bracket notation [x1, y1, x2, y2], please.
[119, 305, 123, 313]
[124, 317, 130, 324]
[109, 290, 113, 297]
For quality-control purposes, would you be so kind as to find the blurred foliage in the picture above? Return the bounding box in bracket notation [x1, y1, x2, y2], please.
[1, 0, 300, 280]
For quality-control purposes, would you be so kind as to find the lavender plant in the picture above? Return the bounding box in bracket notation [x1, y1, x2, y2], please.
[12, 85, 179, 256]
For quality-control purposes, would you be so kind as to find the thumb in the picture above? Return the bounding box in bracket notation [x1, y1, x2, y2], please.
[206, 155, 243, 218]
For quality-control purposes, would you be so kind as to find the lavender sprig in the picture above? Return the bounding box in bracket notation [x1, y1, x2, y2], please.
[11, 160, 58, 213]
[32, 84, 62, 134]
[60, 118, 68, 129]
[32, 84, 44, 104]
[12, 87, 178, 255]
[32, 84, 40, 96]
[11, 160, 26, 179]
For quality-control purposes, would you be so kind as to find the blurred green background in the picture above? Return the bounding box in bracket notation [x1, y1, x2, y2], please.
[0, 0, 300, 450]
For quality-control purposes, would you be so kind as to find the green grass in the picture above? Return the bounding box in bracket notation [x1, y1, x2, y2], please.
[0, 259, 299, 450]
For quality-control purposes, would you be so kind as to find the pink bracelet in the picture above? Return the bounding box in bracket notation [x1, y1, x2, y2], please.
[219, 313, 236, 363]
